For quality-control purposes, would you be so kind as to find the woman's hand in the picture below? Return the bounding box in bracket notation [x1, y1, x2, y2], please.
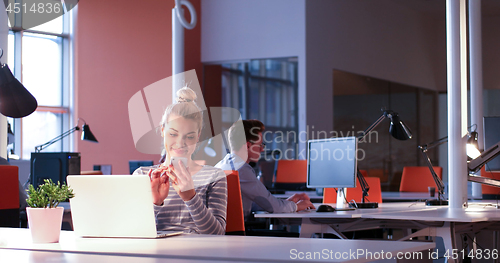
[149, 165, 170, 205]
[167, 160, 196, 201]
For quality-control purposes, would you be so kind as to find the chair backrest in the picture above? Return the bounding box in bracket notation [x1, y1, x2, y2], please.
[275, 160, 307, 183]
[480, 166, 500, 196]
[81, 170, 104, 175]
[323, 171, 382, 204]
[0, 165, 19, 210]
[399, 166, 443, 192]
[224, 170, 245, 235]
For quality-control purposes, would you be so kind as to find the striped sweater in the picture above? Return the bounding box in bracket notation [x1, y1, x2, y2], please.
[134, 165, 227, 235]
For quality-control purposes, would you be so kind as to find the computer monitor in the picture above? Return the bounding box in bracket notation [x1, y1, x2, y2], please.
[129, 160, 154, 174]
[484, 116, 500, 171]
[307, 136, 358, 209]
[30, 152, 81, 188]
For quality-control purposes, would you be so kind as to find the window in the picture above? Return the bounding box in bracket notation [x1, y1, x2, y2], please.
[7, 4, 75, 160]
[221, 58, 299, 159]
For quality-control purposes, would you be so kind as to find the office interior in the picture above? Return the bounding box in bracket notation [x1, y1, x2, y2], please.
[3, 0, 500, 190]
[2, 0, 500, 261]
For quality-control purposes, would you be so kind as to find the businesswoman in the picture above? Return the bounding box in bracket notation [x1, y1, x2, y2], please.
[134, 87, 227, 235]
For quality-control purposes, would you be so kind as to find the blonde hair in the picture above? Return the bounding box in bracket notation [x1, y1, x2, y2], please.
[160, 87, 203, 131]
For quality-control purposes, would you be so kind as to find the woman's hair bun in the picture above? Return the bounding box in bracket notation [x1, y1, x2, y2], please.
[176, 87, 197, 103]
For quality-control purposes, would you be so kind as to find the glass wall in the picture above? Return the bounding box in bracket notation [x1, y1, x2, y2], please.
[333, 70, 438, 191]
[221, 58, 299, 159]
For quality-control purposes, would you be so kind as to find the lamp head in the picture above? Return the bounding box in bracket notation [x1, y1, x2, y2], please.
[81, 123, 98, 143]
[0, 63, 38, 118]
[204, 138, 217, 157]
[385, 111, 412, 140]
[467, 131, 481, 159]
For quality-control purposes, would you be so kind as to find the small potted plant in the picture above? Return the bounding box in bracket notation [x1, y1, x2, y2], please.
[26, 179, 74, 243]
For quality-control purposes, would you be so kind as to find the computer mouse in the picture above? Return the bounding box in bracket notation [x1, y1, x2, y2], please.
[316, 204, 335, 212]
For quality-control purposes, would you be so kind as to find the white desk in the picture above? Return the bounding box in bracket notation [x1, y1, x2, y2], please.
[0, 228, 434, 263]
[0, 249, 222, 263]
[274, 191, 436, 203]
[255, 202, 500, 263]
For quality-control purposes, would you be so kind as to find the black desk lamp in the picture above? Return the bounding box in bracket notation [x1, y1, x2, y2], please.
[419, 129, 482, 206]
[34, 118, 98, 152]
[0, 48, 38, 118]
[356, 109, 412, 208]
[418, 137, 449, 206]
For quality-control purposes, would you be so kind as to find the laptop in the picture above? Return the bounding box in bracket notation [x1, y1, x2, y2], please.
[66, 174, 183, 238]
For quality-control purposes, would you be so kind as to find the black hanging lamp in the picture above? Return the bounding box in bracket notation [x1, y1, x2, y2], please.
[0, 48, 38, 118]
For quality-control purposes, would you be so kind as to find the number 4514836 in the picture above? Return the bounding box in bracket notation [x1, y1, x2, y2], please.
[5, 2, 62, 14]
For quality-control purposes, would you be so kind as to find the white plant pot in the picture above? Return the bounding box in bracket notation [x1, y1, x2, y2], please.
[26, 207, 64, 243]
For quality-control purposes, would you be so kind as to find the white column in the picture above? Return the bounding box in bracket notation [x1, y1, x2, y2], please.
[446, 0, 468, 209]
[469, 0, 484, 199]
[172, 7, 184, 103]
[0, 115, 6, 159]
[0, 9, 8, 159]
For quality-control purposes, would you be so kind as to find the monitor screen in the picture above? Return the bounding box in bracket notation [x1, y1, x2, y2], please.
[484, 116, 500, 171]
[307, 136, 358, 188]
[129, 160, 154, 175]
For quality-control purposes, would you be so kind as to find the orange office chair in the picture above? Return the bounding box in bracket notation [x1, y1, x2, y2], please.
[0, 165, 20, 227]
[224, 170, 245, 235]
[323, 171, 382, 204]
[273, 160, 307, 190]
[399, 166, 443, 192]
[80, 171, 104, 175]
[480, 166, 500, 198]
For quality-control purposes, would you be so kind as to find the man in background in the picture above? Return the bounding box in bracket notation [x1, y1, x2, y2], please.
[216, 119, 314, 220]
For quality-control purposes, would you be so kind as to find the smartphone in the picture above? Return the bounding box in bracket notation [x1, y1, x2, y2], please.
[170, 156, 188, 172]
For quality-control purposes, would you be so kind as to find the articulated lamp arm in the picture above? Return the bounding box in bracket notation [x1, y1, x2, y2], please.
[468, 141, 500, 188]
[418, 141, 447, 201]
[356, 110, 412, 204]
[34, 126, 80, 153]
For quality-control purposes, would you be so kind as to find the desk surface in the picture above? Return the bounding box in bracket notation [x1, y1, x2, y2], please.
[0, 228, 434, 263]
[0, 249, 222, 263]
[274, 191, 436, 203]
[255, 202, 432, 218]
[255, 201, 500, 223]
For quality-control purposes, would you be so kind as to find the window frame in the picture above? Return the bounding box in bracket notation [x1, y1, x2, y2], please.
[7, 4, 75, 159]
[220, 57, 299, 159]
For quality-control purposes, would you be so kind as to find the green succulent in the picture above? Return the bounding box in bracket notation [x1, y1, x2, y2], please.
[26, 179, 75, 208]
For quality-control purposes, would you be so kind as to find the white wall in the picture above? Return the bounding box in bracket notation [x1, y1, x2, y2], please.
[201, 0, 306, 63]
